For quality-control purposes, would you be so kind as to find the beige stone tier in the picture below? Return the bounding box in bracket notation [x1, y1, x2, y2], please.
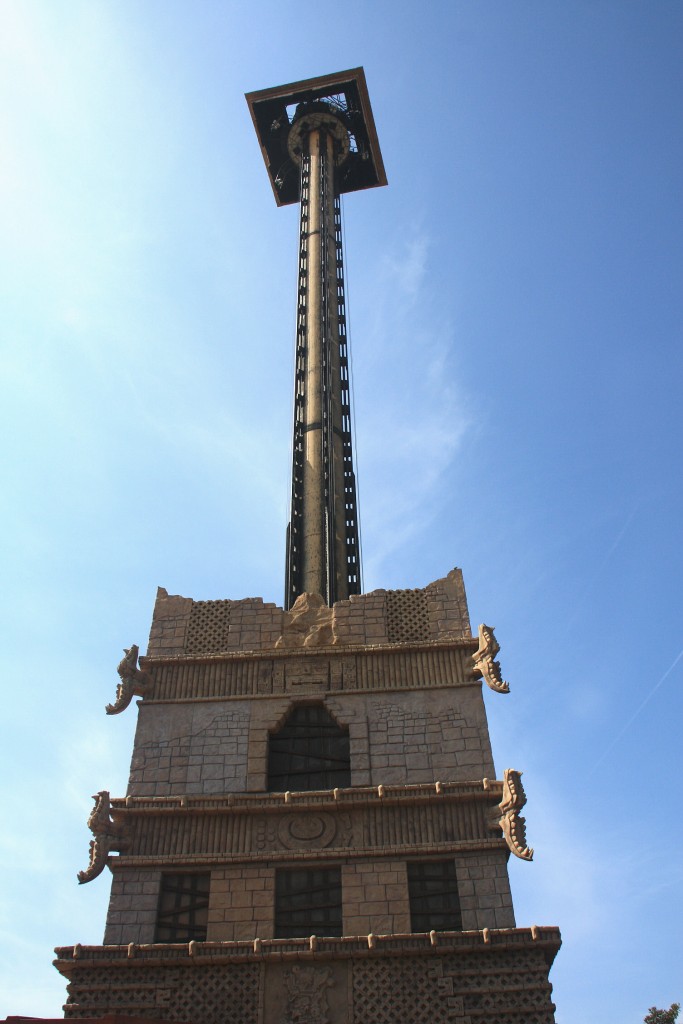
[65, 568, 558, 1023]
[97, 782, 515, 944]
[55, 927, 561, 1024]
[146, 569, 472, 658]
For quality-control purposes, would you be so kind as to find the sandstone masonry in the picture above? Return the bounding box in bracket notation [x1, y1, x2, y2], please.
[56, 569, 560, 1023]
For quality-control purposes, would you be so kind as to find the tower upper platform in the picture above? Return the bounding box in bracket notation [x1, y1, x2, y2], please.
[246, 67, 387, 206]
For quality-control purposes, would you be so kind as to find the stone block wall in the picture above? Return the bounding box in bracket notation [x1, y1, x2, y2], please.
[127, 688, 495, 797]
[209, 865, 274, 942]
[128, 701, 251, 797]
[332, 570, 472, 647]
[350, 689, 494, 786]
[146, 590, 193, 657]
[103, 851, 514, 946]
[103, 869, 160, 945]
[147, 591, 283, 658]
[457, 851, 516, 930]
[341, 860, 411, 936]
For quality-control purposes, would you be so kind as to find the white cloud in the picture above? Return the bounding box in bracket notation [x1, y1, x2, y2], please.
[352, 225, 471, 580]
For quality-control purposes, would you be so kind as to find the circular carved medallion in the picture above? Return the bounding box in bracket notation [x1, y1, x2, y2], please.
[277, 812, 336, 850]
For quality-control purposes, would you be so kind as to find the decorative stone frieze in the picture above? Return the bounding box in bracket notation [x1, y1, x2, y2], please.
[82, 783, 508, 871]
[141, 641, 477, 704]
[275, 811, 352, 851]
[54, 927, 561, 1024]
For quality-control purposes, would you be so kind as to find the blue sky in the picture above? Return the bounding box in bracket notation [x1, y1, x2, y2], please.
[1, 1, 682, 1020]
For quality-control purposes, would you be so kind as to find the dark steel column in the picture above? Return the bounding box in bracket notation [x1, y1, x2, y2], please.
[285, 115, 361, 608]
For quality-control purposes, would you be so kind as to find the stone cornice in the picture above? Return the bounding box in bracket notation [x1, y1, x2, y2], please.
[111, 779, 504, 815]
[112, 837, 509, 870]
[54, 925, 561, 971]
[140, 635, 478, 668]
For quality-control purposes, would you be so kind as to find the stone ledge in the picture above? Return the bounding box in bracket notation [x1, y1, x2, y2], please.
[137, 678, 485, 707]
[112, 779, 505, 815]
[109, 837, 509, 870]
[101, 782, 511, 866]
[141, 634, 478, 668]
[54, 926, 561, 970]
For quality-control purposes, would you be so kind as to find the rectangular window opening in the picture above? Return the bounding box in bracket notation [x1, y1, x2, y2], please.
[408, 860, 462, 933]
[275, 866, 342, 938]
[155, 872, 210, 943]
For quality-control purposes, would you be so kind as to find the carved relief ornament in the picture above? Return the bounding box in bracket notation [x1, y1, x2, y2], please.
[472, 623, 510, 693]
[275, 593, 337, 649]
[254, 812, 352, 853]
[498, 769, 534, 861]
[106, 644, 150, 715]
[77, 791, 126, 884]
[283, 965, 334, 1024]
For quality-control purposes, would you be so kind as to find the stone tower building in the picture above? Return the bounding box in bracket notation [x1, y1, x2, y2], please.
[54, 69, 561, 1024]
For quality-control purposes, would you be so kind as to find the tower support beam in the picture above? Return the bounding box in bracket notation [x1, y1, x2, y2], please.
[247, 69, 387, 609]
[300, 128, 328, 598]
[286, 118, 360, 608]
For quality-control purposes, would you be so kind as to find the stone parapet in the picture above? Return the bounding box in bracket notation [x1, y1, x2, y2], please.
[55, 927, 561, 1024]
[145, 570, 472, 658]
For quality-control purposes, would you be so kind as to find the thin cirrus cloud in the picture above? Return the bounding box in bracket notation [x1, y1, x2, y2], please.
[354, 228, 471, 581]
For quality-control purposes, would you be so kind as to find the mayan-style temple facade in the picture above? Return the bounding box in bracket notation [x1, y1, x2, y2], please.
[54, 69, 561, 1024]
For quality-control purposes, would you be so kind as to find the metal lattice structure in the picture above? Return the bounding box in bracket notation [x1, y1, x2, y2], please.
[267, 703, 351, 792]
[285, 156, 361, 607]
[247, 69, 387, 608]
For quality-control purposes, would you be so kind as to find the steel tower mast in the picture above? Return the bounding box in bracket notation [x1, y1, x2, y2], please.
[247, 69, 386, 609]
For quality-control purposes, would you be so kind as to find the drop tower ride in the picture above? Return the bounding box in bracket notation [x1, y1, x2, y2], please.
[246, 70, 386, 609]
[53, 69, 561, 1024]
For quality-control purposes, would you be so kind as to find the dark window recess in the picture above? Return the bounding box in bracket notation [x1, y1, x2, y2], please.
[268, 704, 350, 792]
[275, 867, 343, 938]
[408, 860, 462, 932]
[155, 873, 210, 942]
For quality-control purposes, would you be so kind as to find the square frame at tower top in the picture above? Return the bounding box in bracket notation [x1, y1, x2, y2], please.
[246, 67, 387, 207]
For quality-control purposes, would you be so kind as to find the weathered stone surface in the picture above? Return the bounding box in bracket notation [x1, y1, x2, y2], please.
[145, 570, 472, 658]
[69, 567, 558, 1022]
[128, 701, 251, 796]
[55, 929, 561, 1024]
[275, 592, 337, 648]
[126, 683, 494, 798]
